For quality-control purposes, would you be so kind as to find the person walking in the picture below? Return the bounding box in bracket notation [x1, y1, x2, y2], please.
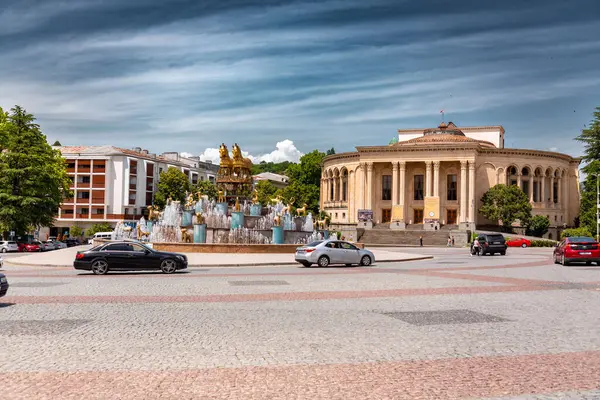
[447, 236, 452, 247]
[419, 236, 423, 247]
[451, 235, 455, 247]
[471, 237, 481, 256]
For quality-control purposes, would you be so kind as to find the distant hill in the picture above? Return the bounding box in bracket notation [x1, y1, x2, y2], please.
[251, 161, 293, 176]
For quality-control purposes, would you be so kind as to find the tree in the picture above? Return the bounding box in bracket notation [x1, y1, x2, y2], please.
[577, 160, 600, 235]
[85, 222, 113, 237]
[193, 180, 218, 201]
[153, 167, 190, 209]
[526, 215, 550, 237]
[0, 106, 71, 235]
[575, 107, 600, 162]
[561, 227, 592, 239]
[479, 184, 532, 230]
[254, 180, 278, 206]
[277, 181, 321, 214]
[251, 161, 292, 175]
[52, 140, 62, 146]
[326, 147, 336, 155]
[285, 150, 326, 186]
[69, 225, 84, 237]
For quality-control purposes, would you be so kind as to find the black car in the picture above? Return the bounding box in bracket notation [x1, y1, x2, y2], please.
[64, 238, 80, 247]
[74, 241, 188, 275]
[472, 233, 507, 256]
[0, 273, 9, 297]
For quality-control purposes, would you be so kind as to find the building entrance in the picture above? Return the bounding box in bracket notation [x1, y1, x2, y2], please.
[447, 209, 457, 225]
[414, 209, 424, 224]
[382, 209, 391, 223]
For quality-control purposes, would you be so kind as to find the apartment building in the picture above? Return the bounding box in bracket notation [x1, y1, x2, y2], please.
[41, 146, 218, 238]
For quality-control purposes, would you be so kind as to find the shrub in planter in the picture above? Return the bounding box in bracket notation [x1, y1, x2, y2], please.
[530, 240, 557, 247]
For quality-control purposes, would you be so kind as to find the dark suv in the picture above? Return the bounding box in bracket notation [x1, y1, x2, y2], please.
[473, 233, 507, 256]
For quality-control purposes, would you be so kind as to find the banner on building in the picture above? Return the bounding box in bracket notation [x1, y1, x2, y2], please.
[357, 209, 373, 222]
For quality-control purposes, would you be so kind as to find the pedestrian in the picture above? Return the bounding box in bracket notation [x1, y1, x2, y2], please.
[447, 236, 451, 247]
[419, 236, 423, 247]
[451, 235, 455, 247]
[471, 237, 480, 256]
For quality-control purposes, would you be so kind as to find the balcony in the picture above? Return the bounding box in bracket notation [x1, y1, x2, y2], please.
[75, 214, 90, 219]
[78, 165, 91, 173]
[106, 213, 144, 220]
[90, 214, 105, 219]
[76, 197, 90, 204]
[77, 182, 90, 188]
[129, 184, 137, 190]
[91, 197, 104, 204]
[63, 198, 75, 204]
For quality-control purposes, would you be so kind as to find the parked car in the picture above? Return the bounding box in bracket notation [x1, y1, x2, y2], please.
[471, 234, 507, 256]
[18, 242, 41, 252]
[295, 240, 375, 267]
[0, 241, 19, 253]
[74, 241, 188, 275]
[54, 241, 67, 249]
[553, 236, 600, 266]
[506, 237, 531, 248]
[0, 273, 8, 297]
[40, 241, 56, 251]
[64, 239, 79, 247]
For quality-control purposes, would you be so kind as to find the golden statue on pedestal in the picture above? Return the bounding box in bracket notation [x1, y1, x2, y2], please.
[216, 143, 254, 204]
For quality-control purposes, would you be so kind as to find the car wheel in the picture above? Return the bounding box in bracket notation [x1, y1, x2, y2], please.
[161, 259, 177, 274]
[317, 255, 329, 267]
[91, 259, 109, 275]
[562, 254, 569, 266]
[1, 248, 6, 253]
[360, 255, 372, 266]
[521, 243, 527, 248]
[553, 254, 558, 264]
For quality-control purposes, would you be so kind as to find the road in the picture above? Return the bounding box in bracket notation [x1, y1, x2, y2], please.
[1, 247, 600, 399]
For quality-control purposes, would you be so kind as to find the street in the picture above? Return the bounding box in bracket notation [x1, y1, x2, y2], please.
[1, 247, 600, 399]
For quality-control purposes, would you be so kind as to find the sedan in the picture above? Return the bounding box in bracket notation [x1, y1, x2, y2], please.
[295, 240, 375, 267]
[0, 273, 8, 297]
[41, 241, 56, 251]
[54, 241, 67, 249]
[554, 236, 600, 266]
[74, 241, 188, 275]
[506, 237, 531, 248]
[18, 242, 41, 252]
[0, 241, 19, 253]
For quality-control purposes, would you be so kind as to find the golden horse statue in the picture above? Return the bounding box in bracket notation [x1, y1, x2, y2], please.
[232, 143, 252, 170]
[252, 189, 259, 205]
[185, 192, 195, 209]
[217, 189, 226, 203]
[269, 195, 283, 205]
[273, 214, 282, 227]
[147, 205, 159, 221]
[219, 143, 233, 169]
[137, 224, 149, 240]
[181, 228, 193, 243]
[281, 197, 295, 215]
[295, 203, 308, 217]
[194, 211, 205, 225]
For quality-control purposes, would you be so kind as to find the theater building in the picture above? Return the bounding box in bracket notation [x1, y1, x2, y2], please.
[321, 122, 580, 235]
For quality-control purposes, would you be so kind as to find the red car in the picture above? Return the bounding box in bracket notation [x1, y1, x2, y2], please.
[554, 236, 600, 266]
[506, 237, 531, 248]
[17, 242, 41, 252]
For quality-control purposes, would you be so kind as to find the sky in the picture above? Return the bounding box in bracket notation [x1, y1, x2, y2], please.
[1, 0, 599, 163]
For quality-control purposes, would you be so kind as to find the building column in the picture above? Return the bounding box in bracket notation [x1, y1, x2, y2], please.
[468, 161, 476, 223]
[541, 176, 546, 208]
[564, 175, 570, 225]
[517, 172, 522, 188]
[550, 176, 555, 207]
[557, 177, 561, 206]
[391, 162, 399, 204]
[348, 171, 354, 222]
[433, 161, 440, 197]
[399, 161, 406, 221]
[320, 178, 325, 209]
[425, 161, 432, 197]
[529, 177, 534, 203]
[366, 162, 373, 210]
[460, 161, 468, 223]
[357, 164, 365, 210]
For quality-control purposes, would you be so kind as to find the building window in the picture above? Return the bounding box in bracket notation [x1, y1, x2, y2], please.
[96, 209, 103, 214]
[159, 168, 164, 174]
[77, 191, 90, 199]
[414, 175, 424, 200]
[553, 182, 558, 203]
[63, 209, 74, 215]
[80, 208, 89, 214]
[382, 175, 392, 201]
[343, 180, 347, 202]
[342, 213, 346, 219]
[533, 181, 539, 202]
[447, 174, 457, 201]
[209, 176, 215, 183]
[510, 180, 517, 186]
[67, 162, 76, 169]
[77, 176, 91, 184]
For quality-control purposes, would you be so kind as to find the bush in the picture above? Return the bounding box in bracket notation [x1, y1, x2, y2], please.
[561, 227, 593, 239]
[530, 240, 556, 247]
[526, 215, 550, 237]
[69, 225, 83, 237]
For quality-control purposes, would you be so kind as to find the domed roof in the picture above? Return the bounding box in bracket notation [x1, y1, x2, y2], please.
[393, 122, 495, 148]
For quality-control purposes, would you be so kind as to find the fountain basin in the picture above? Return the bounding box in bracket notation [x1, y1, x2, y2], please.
[151, 242, 363, 253]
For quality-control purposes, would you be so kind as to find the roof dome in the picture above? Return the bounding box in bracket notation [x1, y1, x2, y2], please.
[392, 122, 495, 147]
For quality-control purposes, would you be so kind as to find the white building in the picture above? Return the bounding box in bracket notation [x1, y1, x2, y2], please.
[253, 172, 290, 189]
[41, 146, 218, 239]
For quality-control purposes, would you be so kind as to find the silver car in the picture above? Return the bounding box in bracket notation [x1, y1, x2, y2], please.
[0, 241, 19, 253]
[295, 240, 375, 267]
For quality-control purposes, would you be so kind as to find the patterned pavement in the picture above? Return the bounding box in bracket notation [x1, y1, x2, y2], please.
[1, 247, 600, 399]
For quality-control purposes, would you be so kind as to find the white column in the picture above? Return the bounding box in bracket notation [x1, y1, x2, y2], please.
[320, 178, 325, 209]
[348, 172, 353, 222]
[425, 161, 432, 197]
[550, 176, 555, 207]
[433, 161, 440, 197]
[460, 161, 467, 223]
[529, 177, 534, 203]
[392, 162, 399, 204]
[468, 161, 476, 223]
[357, 164, 365, 210]
[541, 176, 546, 207]
[399, 162, 406, 206]
[517, 173, 521, 188]
[366, 162, 373, 210]
[564, 175, 570, 225]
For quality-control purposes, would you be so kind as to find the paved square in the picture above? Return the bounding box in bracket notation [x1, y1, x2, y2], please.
[1, 247, 600, 399]
[383, 309, 509, 325]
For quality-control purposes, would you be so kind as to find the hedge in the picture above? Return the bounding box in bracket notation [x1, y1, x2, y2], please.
[561, 227, 593, 239]
[530, 240, 556, 247]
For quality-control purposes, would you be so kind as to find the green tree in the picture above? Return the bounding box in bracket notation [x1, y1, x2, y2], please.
[85, 222, 113, 237]
[526, 215, 550, 237]
[326, 147, 336, 155]
[69, 225, 84, 237]
[479, 184, 532, 230]
[0, 106, 71, 235]
[52, 140, 62, 146]
[577, 160, 600, 236]
[193, 180, 218, 201]
[254, 180, 278, 205]
[153, 167, 190, 209]
[575, 107, 600, 162]
[277, 181, 321, 214]
[251, 161, 292, 175]
[285, 150, 326, 186]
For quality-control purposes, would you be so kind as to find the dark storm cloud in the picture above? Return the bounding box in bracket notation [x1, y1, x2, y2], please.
[1, 0, 599, 159]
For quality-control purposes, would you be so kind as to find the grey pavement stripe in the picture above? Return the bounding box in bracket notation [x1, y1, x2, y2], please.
[382, 309, 510, 326]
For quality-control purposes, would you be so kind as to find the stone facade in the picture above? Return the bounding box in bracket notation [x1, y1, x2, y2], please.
[321, 123, 580, 233]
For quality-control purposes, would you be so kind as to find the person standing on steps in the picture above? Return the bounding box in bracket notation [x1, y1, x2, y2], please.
[419, 236, 423, 247]
[451, 235, 455, 247]
[447, 236, 452, 247]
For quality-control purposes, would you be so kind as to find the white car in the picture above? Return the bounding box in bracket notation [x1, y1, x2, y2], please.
[55, 241, 67, 249]
[0, 241, 19, 253]
[295, 240, 375, 267]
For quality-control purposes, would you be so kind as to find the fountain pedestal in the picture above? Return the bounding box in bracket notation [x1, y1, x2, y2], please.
[215, 202, 228, 215]
[321, 230, 330, 239]
[250, 204, 262, 216]
[182, 210, 194, 227]
[193, 224, 207, 243]
[272, 226, 284, 244]
[231, 212, 245, 229]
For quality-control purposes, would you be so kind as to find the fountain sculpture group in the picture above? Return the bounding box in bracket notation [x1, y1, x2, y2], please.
[112, 143, 330, 247]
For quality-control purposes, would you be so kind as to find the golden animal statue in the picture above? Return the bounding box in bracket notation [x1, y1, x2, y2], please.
[231, 143, 252, 173]
[217, 189, 226, 203]
[219, 143, 233, 169]
[147, 205, 159, 221]
[181, 228, 193, 243]
[185, 192, 195, 209]
[137, 224, 149, 240]
[316, 219, 328, 230]
[269, 195, 283, 205]
[195, 211, 205, 225]
[123, 225, 133, 233]
[281, 197, 295, 215]
[273, 214, 282, 227]
[252, 189, 259, 205]
[234, 197, 241, 212]
[295, 203, 308, 217]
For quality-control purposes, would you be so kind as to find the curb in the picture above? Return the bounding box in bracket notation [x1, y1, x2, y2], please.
[3, 256, 433, 269]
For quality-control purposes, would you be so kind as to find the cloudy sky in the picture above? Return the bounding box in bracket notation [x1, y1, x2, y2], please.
[1, 0, 599, 162]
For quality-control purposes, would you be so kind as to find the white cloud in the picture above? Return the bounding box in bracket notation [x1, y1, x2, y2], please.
[180, 151, 194, 158]
[197, 140, 303, 165]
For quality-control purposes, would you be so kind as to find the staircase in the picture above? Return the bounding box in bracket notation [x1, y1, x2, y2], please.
[358, 227, 468, 247]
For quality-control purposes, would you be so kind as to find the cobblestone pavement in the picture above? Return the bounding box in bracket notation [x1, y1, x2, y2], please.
[1, 247, 600, 399]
